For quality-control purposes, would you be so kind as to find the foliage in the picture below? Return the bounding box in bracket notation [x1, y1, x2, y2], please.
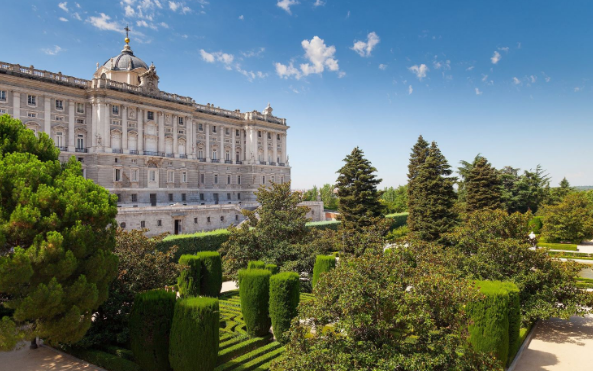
[265, 264, 280, 274]
[64, 347, 141, 371]
[546, 177, 575, 206]
[248, 261, 266, 270]
[465, 157, 502, 212]
[320, 183, 339, 210]
[303, 185, 319, 202]
[177, 255, 201, 298]
[385, 212, 409, 230]
[312, 255, 336, 288]
[79, 229, 179, 348]
[305, 221, 341, 231]
[335, 147, 383, 229]
[156, 229, 230, 261]
[407, 135, 430, 232]
[540, 192, 593, 243]
[537, 242, 578, 251]
[238, 269, 272, 337]
[129, 290, 176, 371]
[380, 185, 408, 214]
[500, 165, 550, 214]
[528, 216, 543, 234]
[0, 115, 119, 348]
[196, 251, 222, 297]
[169, 297, 219, 371]
[386, 226, 410, 242]
[269, 272, 300, 344]
[456, 154, 485, 204]
[273, 247, 501, 371]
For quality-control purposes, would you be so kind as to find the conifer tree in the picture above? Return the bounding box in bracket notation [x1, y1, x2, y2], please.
[466, 157, 502, 212]
[410, 142, 457, 242]
[336, 147, 383, 228]
[407, 136, 430, 231]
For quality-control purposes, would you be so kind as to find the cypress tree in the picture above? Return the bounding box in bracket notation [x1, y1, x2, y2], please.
[466, 157, 502, 212]
[406, 136, 430, 231]
[335, 147, 383, 228]
[411, 142, 457, 242]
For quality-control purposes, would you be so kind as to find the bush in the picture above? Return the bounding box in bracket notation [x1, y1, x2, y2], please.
[129, 290, 176, 371]
[65, 348, 141, 371]
[385, 212, 409, 230]
[157, 230, 230, 261]
[177, 255, 201, 298]
[248, 261, 266, 269]
[538, 242, 578, 251]
[269, 272, 300, 344]
[528, 216, 543, 234]
[305, 220, 341, 231]
[312, 255, 336, 288]
[169, 297, 219, 371]
[238, 269, 272, 337]
[504, 282, 521, 366]
[265, 264, 279, 275]
[196, 251, 222, 297]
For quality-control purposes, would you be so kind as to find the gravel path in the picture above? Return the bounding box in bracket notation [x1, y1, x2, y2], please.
[0, 343, 104, 371]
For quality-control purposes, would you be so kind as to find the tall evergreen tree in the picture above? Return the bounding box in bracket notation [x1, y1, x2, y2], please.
[407, 136, 430, 231]
[466, 157, 502, 212]
[336, 147, 383, 228]
[456, 154, 484, 204]
[410, 142, 457, 242]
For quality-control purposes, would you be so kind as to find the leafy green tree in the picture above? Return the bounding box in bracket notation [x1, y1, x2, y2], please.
[500, 165, 550, 214]
[409, 142, 457, 242]
[0, 115, 118, 349]
[407, 135, 430, 231]
[466, 157, 502, 212]
[303, 185, 319, 202]
[319, 184, 338, 210]
[456, 154, 484, 204]
[540, 192, 593, 243]
[546, 177, 575, 205]
[335, 147, 383, 229]
[380, 185, 408, 214]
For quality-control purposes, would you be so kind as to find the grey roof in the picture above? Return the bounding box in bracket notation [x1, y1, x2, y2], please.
[102, 48, 148, 71]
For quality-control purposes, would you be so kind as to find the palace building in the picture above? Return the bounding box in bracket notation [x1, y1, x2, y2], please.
[0, 33, 323, 235]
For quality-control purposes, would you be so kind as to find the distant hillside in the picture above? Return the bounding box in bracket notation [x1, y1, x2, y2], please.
[575, 186, 593, 191]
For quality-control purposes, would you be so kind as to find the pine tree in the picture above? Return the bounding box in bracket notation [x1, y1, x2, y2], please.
[336, 147, 383, 228]
[407, 136, 430, 231]
[410, 142, 457, 242]
[466, 157, 502, 212]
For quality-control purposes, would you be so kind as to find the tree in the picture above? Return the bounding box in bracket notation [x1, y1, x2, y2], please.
[0, 115, 118, 349]
[465, 157, 502, 212]
[456, 154, 484, 204]
[409, 142, 457, 242]
[546, 177, 575, 206]
[380, 185, 408, 214]
[335, 147, 383, 229]
[303, 185, 319, 202]
[500, 165, 550, 214]
[319, 184, 338, 210]
[407, 135, 430, 231]
[540, 192, 593, 243]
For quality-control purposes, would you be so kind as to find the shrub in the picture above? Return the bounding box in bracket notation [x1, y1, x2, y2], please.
[528, 216, 543, 234]
[248, 261, 266, 269]
[305, 220, 341, 231]
[129, 290, 176, 371]
[385, 212, 409, 230]
[504, 282, 521, 365]
[169, 297, 219, 371]
[157, 230, 230, 261]
[265, 264, 279, 275]
[196, 251, 222, 297]
[312, 255, 336, 288]
[65, 348, 141, 371]
[269, 272, 300, 344]
[177, 255, 201, 298]
[238, 269, 272, 337]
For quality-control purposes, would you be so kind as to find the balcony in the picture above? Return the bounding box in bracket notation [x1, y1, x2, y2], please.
[112, 149, 123, 154]
[278, 163, 286, 167]
[56, 146, 68, 152]
[75, 148, 88, 153]
[259, 161, 267, 165]
[211, 159, 220, 163]
[129, 150, 139, 155]
[143, 151, 164, 157]
[197, 158, 206, 162]
[225, 160, 232, 164]
[270, 162, 277, 166]
[235, 160, 242, 165]
[179, 154, 188, 159]
[166, 153, 175, 158]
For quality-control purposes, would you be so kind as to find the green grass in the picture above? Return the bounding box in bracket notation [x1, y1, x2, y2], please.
[538, 242, 579, 251]
[162, 229, 231, 241]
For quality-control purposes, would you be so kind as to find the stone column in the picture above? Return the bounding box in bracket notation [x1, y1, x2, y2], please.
[68, 100, 75, 151]
[231, 127, 236, 164]
[103, 103, 111, 151]
[158, 112, 165, 154]
[191, 119, 196, 157]
[263, 130, 268, 165]
[44, 96, 51, 136]
[282, 134, 287, 164]
[205, 123, 210, 162]
[246, 127, 254, 164]
[122, 106, 128, 153]
[173, 115, 178, 157]
[220, 125, 225, 162]
[12, 91, 20, 119]
[273, 131, 278, 165]
[138, 108, 144, 153]
[91, 99, 98, 149]
[240, 129, 245, 161]
[186, 116, 192, 158]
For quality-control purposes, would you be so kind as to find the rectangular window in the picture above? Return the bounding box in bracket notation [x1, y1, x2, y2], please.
[238, 193, 241, 200]
[236, 129, 240, 136]
[0, 91, 6, 101]
[167, 171, 174, 183]
[149, 170, 156, 182]
[194, 217, 198, 224]
[235, 215, 239, 221]
[182, 171, 187, 183]
[76, 118, 85, 124]
[262, 176, 266, 184]
[116, 194, 121, 202]
[227, 175, 231, 185]
[27, 95, 36, 106]
[0, 108, 6, 114]
[200, 173, 205, 184]
[55, 100, 63, 110]
[157, 220, 162, 226]
[178, 117, 184, 125]
[212, 126, 217, 133]
[277, 134, 280, 140]
[112, 120, 121, 126]
[55, 116, 64, 121]
[140, 220, 145, 228]
[131, 169, 138, 182]
[132, 194, 138, 202]
[227, 193, 231, 200]
[168, 193, 173, 202]
[181, 193, 186, 202]
[27, 112, 37, 118]
[238, 175, 241, 185]
[200, 193, 204, 201]
[258, 131, 262, 138]
[214, 174, 218, 184]
[178, 130, 185, 135]
[220, 216, 224, 222]
[267, 132, 271, 139]
[147, 111, 154, 120]
[76, 103, 84, 114]
[225, 128, 230, 135]
[207, 217, 211, 223]
[199, 123, 203, 131]
[112, 105, 120, 115]
[115, 169, 121, 182]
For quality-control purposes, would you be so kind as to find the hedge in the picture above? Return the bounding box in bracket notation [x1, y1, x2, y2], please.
[65, 348, 141, 371]
[157, 230, 230, 261]
[528, 216, 543, 234]
[238, 269, 272, 337]
[305, 220, 341, 231]
[196, 251, 223, 297]
[385, 212, 409, 230]
[269, 272, 300, 344]
[538, 242, 578, 251]
[178, 255, 201, 298]
[468, 280, 521, 366]
[265, 264, 279, 275]
[129, 290, 177, 371]
[312, 255, 336, 288]
[169, 297, 219, 371]
[248, 261, 266, 270]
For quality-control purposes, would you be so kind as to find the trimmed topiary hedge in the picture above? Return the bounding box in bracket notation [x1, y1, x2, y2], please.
[248, 261, 266, 270]
[129, 290, 176, 371]
[312, 255, 336, 288]
[504, 282, 521, 366]
[178, 255, 201, 298]
[265, 264, 279, 275]
[196, 251, 223, 297]
[269, 272, 300, 344]
[169, 297, 219, 371]
[157, 230, 230, 261]
[238, 269, 272, 337]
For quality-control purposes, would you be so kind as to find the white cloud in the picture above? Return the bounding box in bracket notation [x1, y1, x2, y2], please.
[408, 64, 428, 80]
[574, 87, 581, 92]
[475, 88, 482, 95]
[498, 46, 509, 52]
[346, 10, 350, 19]
[276, 36, 341, 79]
[378, 64, 387, 70]
[491, 51, 501, 64]
[87, 13, 124, 33]
[432, 59, 450, 70]
[43, 45, 63, 55]
[201, 49, 264, 81]
[512, 77, 521, 85]
[466, 66, 474, 71]
[408, 85, 413, 95]
[136, 20, 157, 29]
[75, 2, 81, 8]
[182, 6, 191, 13]
[529, 75, 537, 83]
[238, 15, 244, 20]
[275, 62, 301, 79]
[72, 12, 82, 20]
[160, 22, 169, 28]
[242, 47, 265, 58]
[122, 0, 136, 5]
[169, 1, 179, 11]
[314, 0, 325, 6]
[351, 32, 380, 57]
[59, 2, 68, 12]
[277, 0, 299, 14]
[59, 17, 68, 22]
[542, 72, 551, 83]
[481, 74, 488, 82]
[125, 5, 135, 16]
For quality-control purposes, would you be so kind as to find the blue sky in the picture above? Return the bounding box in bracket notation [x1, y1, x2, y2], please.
[3, 0, 593, 189]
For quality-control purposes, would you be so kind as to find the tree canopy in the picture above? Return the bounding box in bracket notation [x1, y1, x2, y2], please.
[465, 157, 502, 212]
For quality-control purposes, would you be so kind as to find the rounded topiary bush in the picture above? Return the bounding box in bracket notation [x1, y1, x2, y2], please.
[248, 261, 266, 269]
[129, 290, 176, 371]
[169, 297, 219, 371]
[269, 272, 300, 344]
[195, 251, 222, 297]
[177, 255, 201, 298]
[238, 269, 272, 337]
[312, 255, 336, 288]
[265, 264, 279, 275]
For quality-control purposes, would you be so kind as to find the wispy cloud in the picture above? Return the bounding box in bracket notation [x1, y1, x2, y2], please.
[275, 36, 342, 79]
[72, 12, 82, 20]
[200, 49, 266, 82]
[432, 58, 450, 70]
[238, 15, 244, 20]
[59, 17, 69, 22]
[346, 10, 350, 19]
[408, 85, 413, 95]
[542, 72, 551, 83]
[351, 32, 380, 57]
[466, 66, 474, 71]
[378, 64, 387, 70]
[498, 46, 509, 52]
[314, 0, 325, 7]
[529, 75, 537, 83]
[512, 77, 521, 85]
[242, 47, 265, 58]
[59, 2, 68, 12]
[277, 0, 299, 14]
[491, 51, 501, 64]
[475, 88, 482, 95]
[43, 45, 63, 55]
[169, 1, 191, 14]
[574, 87, 582, 92]
[408, 64, 428, 80]
[87, 13, 124, 33]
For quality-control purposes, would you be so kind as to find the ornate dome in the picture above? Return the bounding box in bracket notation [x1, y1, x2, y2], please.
[102, 45, 148, 71]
